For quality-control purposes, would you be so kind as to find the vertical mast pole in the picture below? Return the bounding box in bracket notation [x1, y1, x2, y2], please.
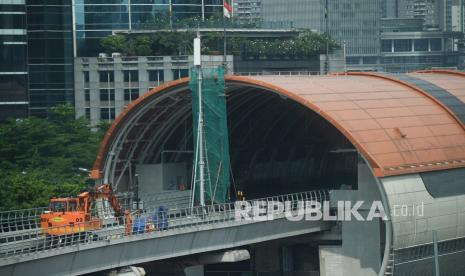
[194, 32, 205, 207]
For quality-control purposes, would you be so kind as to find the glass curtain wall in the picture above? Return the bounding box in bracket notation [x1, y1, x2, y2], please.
[27, 0, 74, 116]
[75, 0, 222, 57]
[0, 0, 28, 119]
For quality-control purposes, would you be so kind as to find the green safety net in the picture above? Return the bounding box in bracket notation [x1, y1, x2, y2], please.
[190, 66, 231, 204]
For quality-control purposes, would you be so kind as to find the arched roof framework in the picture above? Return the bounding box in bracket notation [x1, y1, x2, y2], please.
[92, 72, 465, 183]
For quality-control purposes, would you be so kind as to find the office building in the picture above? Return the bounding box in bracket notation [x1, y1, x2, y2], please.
[75, 0, 224, 57]
[26, 0, 74, 117]
[74, 55, 232, 126]
[259, 0, 323, 32]
[380, 0, 464, 71]
[233, 0, 261, 21]
[399, 0, 442, 28]
[380, 18, 460, 71]
[386, 0, 465, 32]
[0, 0, 28, 119]
[259, 0, 382, 70]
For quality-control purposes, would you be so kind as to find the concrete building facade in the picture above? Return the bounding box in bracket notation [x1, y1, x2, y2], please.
[74, 55, 232, 126]
[232, 0, 261, 21]
[380, 20, 461, 71]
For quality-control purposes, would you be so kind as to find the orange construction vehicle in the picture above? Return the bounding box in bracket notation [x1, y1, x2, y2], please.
[40, 184, 132, 237]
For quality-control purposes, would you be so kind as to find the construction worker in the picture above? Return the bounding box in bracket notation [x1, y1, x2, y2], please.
[237, 190, 246, 201]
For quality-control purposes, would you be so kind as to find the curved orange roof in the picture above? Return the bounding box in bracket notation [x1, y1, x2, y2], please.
[411, 70, 465, 107]
[92, 73, 465, 179]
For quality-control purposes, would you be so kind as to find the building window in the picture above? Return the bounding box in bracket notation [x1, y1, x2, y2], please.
[430, 39, 442, 51]
[381, 40, 392, 52]
[346, 57, 360, 65]
[124, 89, 139, 101]
[85, 108, 91, 119]
[123, 70, 138, 82]
[172, 69, 189, 80]
[362, 56, 378, 65]
[148, 70, 165, 84]
[100, 89, 115, 101]
[84, 89, 90, 101]
[99, 71, 114, 82]
[393, 39, 412, 52]
[100, 108, 115, 120]
[414, 39, 428, 51]
[83, 71, 90, 83]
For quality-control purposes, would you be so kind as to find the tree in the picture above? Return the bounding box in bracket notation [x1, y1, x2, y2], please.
[134, 36, 153, 56]
[0, 104, 104, 210]
[99, 29, 339, 58]
[100, 35, 127, 54]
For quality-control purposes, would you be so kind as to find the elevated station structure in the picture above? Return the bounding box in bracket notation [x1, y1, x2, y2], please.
[89, 70, 465, 276]
[1, 70, 465, 276]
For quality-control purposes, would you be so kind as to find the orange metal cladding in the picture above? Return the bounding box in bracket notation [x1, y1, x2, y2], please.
[91, 73, 465, 179]
[411, 70, 465, 111]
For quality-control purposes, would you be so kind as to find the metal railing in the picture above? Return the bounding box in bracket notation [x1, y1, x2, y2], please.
[0, 189, 188, 235]
[0, 190, 329, 260]
[394, 235, 465, 264]
[234, 71, 324, 76]
[0, 207, 47, 234]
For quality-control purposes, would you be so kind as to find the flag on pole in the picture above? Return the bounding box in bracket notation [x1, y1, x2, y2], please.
[223, 0, 232, 18]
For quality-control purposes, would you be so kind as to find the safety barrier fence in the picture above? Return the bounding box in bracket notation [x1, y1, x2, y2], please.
[0, 190, 329, 260]
[0, 207, 47, 234]
[394, 235, 465, 264]
[0, 189, 192, 235]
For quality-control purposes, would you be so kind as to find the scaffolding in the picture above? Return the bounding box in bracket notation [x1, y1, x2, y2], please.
[190, 66, 231, 204]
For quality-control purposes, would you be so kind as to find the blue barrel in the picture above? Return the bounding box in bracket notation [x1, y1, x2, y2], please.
[132, 217, 147, 234]
[152, 205, 168, 230]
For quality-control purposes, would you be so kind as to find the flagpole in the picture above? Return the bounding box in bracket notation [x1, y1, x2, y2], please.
[223, 0, 227, 73]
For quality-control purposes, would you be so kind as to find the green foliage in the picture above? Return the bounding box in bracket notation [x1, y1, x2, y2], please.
[134, 36, 153, 56]
[100, 35, 127, 54]
[151, 31, 195, 55]
[0, 104, 104, 210]
[0, 172, 86, 210]
[242, 30, 339, 58]
[100, 31, 197, 56]
[100, 29, 339, 58]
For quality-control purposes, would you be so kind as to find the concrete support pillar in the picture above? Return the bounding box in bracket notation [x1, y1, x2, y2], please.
[138, 57, 149, 96]
[89, 61, 100, 126]
[164, 56, 174, 82]
[341, 212, 381, 276]
[325, 162, 383, 276]
[114, 63, 124, 116]
[319, 245, 344, 276]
